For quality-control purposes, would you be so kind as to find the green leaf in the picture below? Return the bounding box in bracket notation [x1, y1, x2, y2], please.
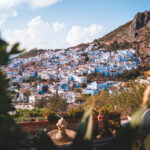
[84, 114, 93, 140]
[0, 37, 28, 149]
[10, 43, 25, 55]
[107, 107, 147, 150]
[130, 106, 147, 129]
[37, 128, 56, 150]
[144, 134, 150, 150]
[0, 39, 9, 65]
[72, 105, 93, 150]
[0, 39, 8, 49]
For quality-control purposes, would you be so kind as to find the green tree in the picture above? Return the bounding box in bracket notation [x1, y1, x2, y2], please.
[0, 38, 28, 149]
[34, 98, 47, 108]
[34, 93, 67, 113]
[84, 89, 110, 110]
[119, 69, 141, 81]
[84, 84, 146, 116]
[110, 84, 146, 115]
[87, 72, 105, 83]
[46, 92, 67, 113]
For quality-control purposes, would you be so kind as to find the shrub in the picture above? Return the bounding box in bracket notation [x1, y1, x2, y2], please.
[85, 84, 146, 116]
[99, 107, 121, 137]
[99, 106, 117, 115]
[46, 93, 67, 113]
[27, 109, 43, 117]
[36, 117, 46, 122]
[34, 98, 47, 108]
[14, 109, 43, 118]
[118, 69, 141, 81]
[47, 113, 59, 122]
[43, 109, 59, 122]
[62, 113, 70, 119]
[68, 107, 84, 118]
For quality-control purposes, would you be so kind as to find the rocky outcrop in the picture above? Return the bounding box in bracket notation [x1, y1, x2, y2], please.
[97, 10, 150, 62]
[133, 11, 150, 30]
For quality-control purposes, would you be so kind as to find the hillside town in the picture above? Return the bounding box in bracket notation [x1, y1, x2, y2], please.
[1, 44, 142, 109]
[0, 0, 150, 148]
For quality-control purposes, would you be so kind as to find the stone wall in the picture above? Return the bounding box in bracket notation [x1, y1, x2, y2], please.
[18, 115, 119, 136]
[18, 118, 82, 135]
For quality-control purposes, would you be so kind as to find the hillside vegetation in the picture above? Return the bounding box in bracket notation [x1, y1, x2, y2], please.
[100, 21, 132, 41]
[18, 49, 47, 58]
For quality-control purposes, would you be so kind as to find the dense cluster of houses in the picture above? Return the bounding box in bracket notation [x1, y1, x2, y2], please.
[1, 44, 141, 107]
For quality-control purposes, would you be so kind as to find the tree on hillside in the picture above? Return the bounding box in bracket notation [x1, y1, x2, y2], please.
[87, 72, 106, 83]
[35, 92, 67, 113]
[119, 69, 141, 81]
[47, 92, 67, 113]
[34, 98, 47, 108]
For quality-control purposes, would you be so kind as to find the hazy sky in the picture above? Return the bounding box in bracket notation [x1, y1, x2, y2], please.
[0, 0, 149, 51]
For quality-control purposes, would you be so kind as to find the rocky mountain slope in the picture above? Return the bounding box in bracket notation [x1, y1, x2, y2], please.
[94, 10, 150, 62]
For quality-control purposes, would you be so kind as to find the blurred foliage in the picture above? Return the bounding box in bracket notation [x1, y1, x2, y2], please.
[87, 72, 109, 83]
[0, 38, 28, 149]
[99, 106, 117, 116]
[99, 107, 121, 137]
[78, 94, 92, 103]
[84, 89, 110, 110]
[42, 109, 59, 122]
[87, 66, 150, 83]
[13, 109, 44, 118]
[68, 107, 84, 118]
[34, 98, 47, 108]
[35, 92, 67, 113]
[46, 93, 67, 113]
[0, 37, 56, 150]
[118, 65, 150, 81]
[118, 69, 142, 81]
[85, 84, 147, 116]
[37, 128, 56, 150]
[72, 105, 93, 150]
